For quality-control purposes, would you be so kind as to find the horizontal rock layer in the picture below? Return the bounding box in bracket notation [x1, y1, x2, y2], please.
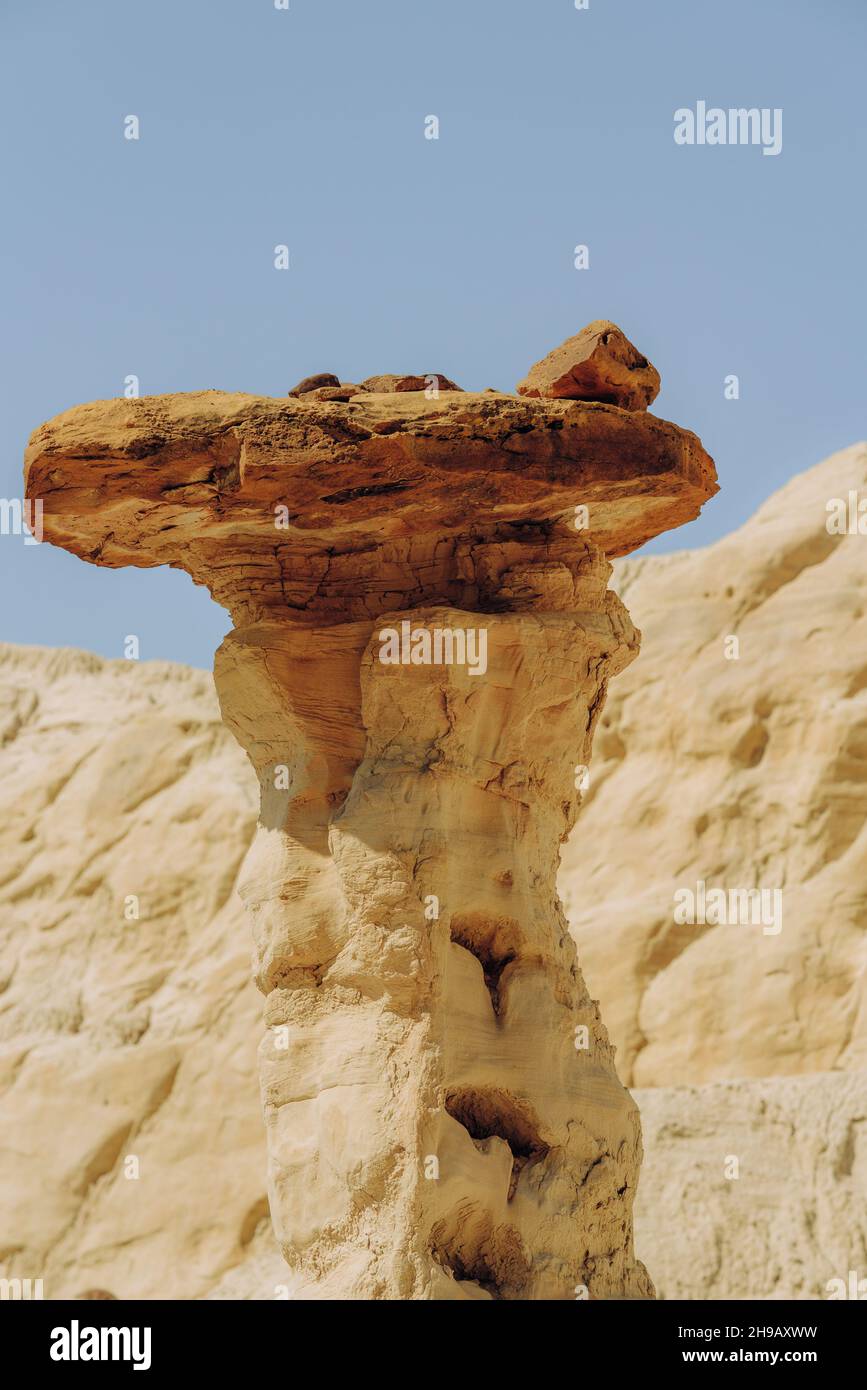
[25, 389, 716, 626]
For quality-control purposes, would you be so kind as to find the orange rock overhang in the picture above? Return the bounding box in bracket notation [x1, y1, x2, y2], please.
[25, 389, 717, 599]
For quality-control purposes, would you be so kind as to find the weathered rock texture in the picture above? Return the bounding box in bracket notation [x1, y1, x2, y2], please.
[23, 330, 716, 1299]
[208, 1064, 867, 1303]
[633, 1068, 867, 1300]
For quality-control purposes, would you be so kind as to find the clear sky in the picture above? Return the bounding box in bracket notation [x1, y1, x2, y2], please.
[2, 0, 864, 668]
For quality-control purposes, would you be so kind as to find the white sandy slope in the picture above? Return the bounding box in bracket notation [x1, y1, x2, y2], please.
[563, 442, 867, 1089]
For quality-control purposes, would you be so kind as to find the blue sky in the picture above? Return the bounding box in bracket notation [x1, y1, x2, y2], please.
[2, 0, 864, 667]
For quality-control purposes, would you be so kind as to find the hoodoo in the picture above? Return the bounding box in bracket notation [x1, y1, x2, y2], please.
[25, 324, 717, 1299]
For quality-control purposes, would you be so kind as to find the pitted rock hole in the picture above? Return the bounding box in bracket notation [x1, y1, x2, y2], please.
[449, 913, 522, 1016]
[445, 1085, 549, 1200]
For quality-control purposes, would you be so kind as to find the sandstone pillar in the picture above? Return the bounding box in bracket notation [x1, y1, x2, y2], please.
[25, 324, 717, 1299]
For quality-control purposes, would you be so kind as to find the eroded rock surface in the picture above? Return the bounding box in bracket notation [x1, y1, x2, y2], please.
[23, 326, 716, 1299]
[634, 1069, 867, 1300]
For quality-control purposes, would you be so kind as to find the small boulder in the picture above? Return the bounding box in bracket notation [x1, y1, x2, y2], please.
[516, 321, 660, 411]
[360, 373, 462, 394]
[288, 372, 340, 397]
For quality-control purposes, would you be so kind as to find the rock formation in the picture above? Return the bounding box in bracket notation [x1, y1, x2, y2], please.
[3, 445, 866, 1301]
[24, 327, 716, 1299]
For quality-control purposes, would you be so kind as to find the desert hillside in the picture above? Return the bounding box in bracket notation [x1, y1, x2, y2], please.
[565, 441, 867, 1087]
[1, 444, 864, 1299]
[0, 649, 260, 1299]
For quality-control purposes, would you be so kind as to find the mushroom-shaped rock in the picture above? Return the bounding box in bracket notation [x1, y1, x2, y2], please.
[517, 320, 661, 410]
[24, 326, 717, 1301]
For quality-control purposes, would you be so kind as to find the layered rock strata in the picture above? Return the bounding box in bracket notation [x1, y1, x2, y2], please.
[24, 327, 717, 1299]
